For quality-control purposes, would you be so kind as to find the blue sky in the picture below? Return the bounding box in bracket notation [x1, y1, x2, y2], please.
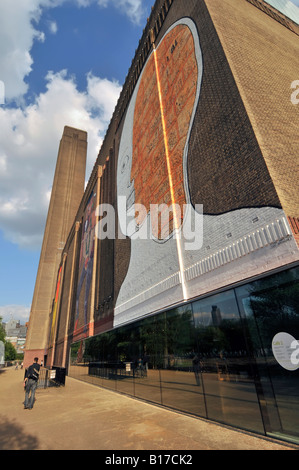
[0, 0, 298, 324]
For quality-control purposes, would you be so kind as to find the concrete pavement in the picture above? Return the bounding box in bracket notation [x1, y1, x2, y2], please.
[0, 366, 297, 451]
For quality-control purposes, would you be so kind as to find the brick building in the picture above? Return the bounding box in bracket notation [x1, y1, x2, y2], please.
[27, 0, 299, 444]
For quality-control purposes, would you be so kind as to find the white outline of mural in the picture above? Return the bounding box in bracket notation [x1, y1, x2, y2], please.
[114, 18, 204, 323]
[113, 18, 297, 328]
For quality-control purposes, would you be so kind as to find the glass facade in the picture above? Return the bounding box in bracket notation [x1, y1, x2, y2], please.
[69, 266, 299, 444]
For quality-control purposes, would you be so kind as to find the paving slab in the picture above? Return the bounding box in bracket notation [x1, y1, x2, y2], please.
[0, 367, 297, 451]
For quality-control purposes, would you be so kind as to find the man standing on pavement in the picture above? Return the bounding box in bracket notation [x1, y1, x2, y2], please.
[24, 357, 40, 410]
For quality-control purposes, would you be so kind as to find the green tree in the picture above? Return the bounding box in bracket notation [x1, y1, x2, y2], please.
[5, 341, 17, 361]
[0, 317, 6, 343]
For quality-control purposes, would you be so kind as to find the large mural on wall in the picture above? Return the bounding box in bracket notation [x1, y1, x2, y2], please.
[114, 10, 296, 328]
[131, 22, 199, 240]
[74, 189, 97, 339]
[116, 18, 204, 326]
[49, 265, 62, 347]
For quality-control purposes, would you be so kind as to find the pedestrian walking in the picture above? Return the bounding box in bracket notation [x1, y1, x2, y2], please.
[24, 357, 40, 410]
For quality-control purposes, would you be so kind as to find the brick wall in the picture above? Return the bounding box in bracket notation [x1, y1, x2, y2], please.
[47, 0, 299, 357]
[288, 217, 299, 248]
[204, 0, 299, 219]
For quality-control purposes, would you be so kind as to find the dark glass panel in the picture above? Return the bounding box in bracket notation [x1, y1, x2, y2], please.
[69, 341, 91, 383]
[133, 314, 163, 404]
[158, 305, 206, 416]
[236, 267, 299, 443]
[67, 267, 299, 445]
[192, 290, 264, 433]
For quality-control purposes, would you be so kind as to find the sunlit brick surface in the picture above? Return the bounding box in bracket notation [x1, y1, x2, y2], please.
[132, 24, 198, 238]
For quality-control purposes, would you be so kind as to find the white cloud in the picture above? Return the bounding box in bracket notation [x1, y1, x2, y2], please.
[87, 73, 122, 122]
[0, 70, 121, 250]
[266, 0, 299, 23]
[77, 0, 146, 23]
[0, 0, 48, 102]
[96, 0, 146, 24]
[48, 20, 58, 34]
[0, 305, 30, 324]
[0, 0, 127, 251]
[0, 0, 143, 103]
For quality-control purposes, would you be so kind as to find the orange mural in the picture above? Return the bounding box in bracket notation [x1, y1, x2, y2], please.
[131, 24, 198, 239]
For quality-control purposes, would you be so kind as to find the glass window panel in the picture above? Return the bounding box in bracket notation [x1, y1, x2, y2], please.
[115, 323, 140, 397]
[69, 340, 91, 383]
[192, 290, 264, 433]
[68, 269, 299, 445]
[235, 267, 299, 444]
[134, 370, 163, 404]
[134, 314, 164, 404]
[159, 305, 206, 417]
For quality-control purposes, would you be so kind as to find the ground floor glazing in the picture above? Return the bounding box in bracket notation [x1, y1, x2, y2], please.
[69, 265, 299, 445]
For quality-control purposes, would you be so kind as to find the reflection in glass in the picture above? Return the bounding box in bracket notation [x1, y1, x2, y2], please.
[236, 267, 299, 443]
[192, 290, 264, 433]
[68, 267, 299, 444]
[158, 306, 206, 416]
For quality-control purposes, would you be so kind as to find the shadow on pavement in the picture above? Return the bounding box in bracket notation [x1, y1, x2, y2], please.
[0, 416, 40, 450]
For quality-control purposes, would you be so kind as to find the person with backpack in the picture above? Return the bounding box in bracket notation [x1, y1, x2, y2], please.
[24, 357, 40, 410]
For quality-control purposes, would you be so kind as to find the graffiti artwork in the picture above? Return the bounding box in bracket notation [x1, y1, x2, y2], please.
[74, 190, 97, 337]
[116, 19, 203, 325]
[115, 15, 286, 327]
